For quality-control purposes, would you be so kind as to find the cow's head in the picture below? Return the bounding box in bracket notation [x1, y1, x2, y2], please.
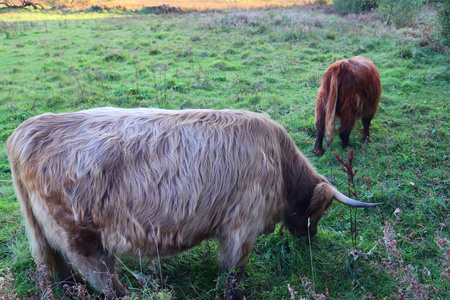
[284, 182, 382, 237]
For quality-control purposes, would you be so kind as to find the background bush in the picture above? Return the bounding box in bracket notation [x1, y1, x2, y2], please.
[47, 0, 96, 6]
[436, 0, 450, 46]
[333, 0, 378, 14]
[377, 0, 425, 27]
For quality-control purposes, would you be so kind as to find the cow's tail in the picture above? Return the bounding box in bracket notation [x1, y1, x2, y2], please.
[324, 68, 339, 150]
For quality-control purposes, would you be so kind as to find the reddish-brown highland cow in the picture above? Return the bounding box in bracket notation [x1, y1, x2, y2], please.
[7, 108, 382, 299]
[313, 56, 382, 156]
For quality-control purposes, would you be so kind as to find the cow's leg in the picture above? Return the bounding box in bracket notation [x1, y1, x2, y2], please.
[28, 194, 127, 297]
[314, 102, 326, 156]
[60, 226, 128, 298]
[219, 233, 254, 300]
[43, 246, 76, 292]
[338, 112, 357, 149]
[31, 233, 75, 296]
[226, 264, 246, 300]
[362, 117, 372, 142]
[26, 196, 78, 294]
[339, 131, 350, 149]
[314, 129, 325, 156]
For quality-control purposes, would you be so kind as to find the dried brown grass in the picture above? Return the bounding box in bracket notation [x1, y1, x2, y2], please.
[378, 221, 449, 299]
[96, 0, 323, 10]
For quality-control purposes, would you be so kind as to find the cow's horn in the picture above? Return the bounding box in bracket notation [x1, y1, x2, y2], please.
[331, 186, 383, 207]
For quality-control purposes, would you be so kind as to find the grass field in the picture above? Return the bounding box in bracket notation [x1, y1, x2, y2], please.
[0, 3, 449, 299]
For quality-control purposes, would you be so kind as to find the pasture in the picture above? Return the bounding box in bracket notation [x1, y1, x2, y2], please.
[0, 4, 449, 299]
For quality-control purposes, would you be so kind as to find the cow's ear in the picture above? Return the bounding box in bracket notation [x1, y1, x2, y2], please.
[307, 182, 334, 220]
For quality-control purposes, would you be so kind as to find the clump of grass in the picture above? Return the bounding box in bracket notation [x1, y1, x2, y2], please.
[211, 61, 238, 71]
[397, 46, 414, 59]
[104, 53, 126, 62]
[325, 32, 336, 40]
[128, 268, 174, 299]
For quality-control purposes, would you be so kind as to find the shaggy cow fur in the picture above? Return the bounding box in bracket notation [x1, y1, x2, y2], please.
[7, 108, 380, 299]
[313, 56, 382, 156]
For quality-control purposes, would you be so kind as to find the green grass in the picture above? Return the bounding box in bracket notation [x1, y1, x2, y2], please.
[0, 6, 449, 299]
